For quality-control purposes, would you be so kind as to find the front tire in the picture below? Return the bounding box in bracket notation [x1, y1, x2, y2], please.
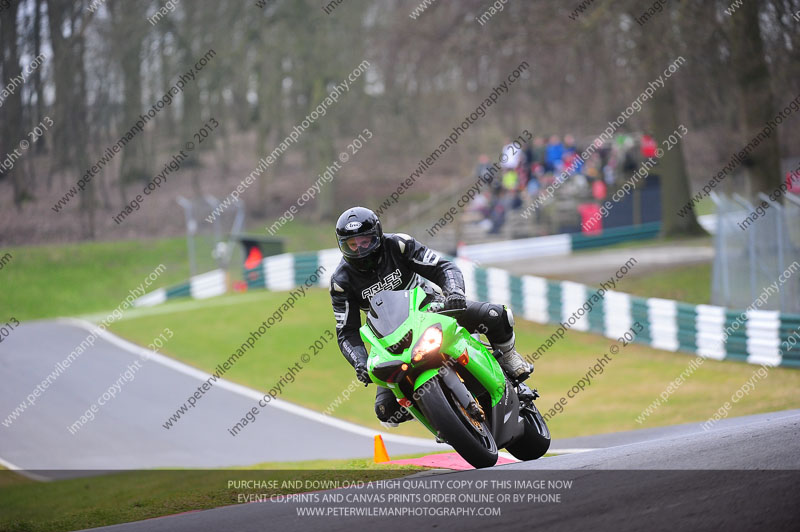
[416, 377, 498, 469]
[505, 403, 550, 460]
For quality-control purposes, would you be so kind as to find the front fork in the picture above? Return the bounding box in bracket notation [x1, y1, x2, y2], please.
[439, 363, 485, 421]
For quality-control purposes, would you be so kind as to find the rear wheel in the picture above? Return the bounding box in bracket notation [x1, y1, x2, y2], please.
[416, 377, 498, 469]
[505, 403, 550, 460]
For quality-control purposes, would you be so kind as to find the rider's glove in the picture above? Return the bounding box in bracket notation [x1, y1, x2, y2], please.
[444, 290, 467, 311]
[355, 363, 371, 386]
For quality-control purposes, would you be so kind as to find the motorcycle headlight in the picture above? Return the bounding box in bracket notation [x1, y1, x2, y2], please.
[411, 325, 443, 362]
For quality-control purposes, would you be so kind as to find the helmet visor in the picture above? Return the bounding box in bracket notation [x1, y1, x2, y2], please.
[339, 231, 380, 259]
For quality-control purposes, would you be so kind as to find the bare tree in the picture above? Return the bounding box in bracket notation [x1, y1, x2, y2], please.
[1, 0, 31, 207]
[729, 0, 782, 194]
[108, 0, 150, 186]
[46, 0, 95, 236]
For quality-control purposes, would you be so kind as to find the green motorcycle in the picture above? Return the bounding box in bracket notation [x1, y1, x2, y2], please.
[360, 287, 550, 468]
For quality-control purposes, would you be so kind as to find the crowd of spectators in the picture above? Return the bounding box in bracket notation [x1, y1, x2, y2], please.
[467, 133, 655, 233]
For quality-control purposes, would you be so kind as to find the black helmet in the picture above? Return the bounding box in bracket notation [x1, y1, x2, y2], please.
[335, 206, 383, 271]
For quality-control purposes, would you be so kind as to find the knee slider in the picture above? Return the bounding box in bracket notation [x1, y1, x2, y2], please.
[375, 402, 390, 421]
[375, 397, 399, 422]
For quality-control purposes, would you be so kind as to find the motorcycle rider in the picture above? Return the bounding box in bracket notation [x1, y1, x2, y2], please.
[329, 206, 532, 426]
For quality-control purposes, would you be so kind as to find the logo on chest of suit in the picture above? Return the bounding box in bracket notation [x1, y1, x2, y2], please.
[362, 268, 403, 300]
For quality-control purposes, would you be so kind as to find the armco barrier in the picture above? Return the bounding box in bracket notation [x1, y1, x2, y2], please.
[136, 249, 799, 368]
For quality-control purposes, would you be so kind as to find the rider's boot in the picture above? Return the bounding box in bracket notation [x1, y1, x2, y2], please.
[493, 333, 533, 382]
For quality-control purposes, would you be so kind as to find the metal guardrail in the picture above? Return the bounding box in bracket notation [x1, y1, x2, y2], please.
[711, 192, 800, 314]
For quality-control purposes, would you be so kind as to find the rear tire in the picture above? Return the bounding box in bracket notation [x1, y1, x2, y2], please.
[416, 377, 498, 469]
[505, 403, 550, 460]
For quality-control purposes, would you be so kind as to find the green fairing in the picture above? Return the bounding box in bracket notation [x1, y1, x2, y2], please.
[359, 286, 506, 437]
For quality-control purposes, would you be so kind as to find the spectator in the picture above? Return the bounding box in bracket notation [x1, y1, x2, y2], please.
[501, 138, 522, 169]
[564, 134, 577, 155]
[789, 165, 800, 194]
[502, 168, 519, 191]
[520, 140, 534, 186]
[597, 138, 611, 169]
[469, 190, 491, 219]
[641, 134, 657, 159]
[488, 189, 508, 233]
[591, 177, 607, 201]
[545, 135, 564, 173]
[532, 136, 546, 165]
[584, 154, 602, 181]
[562, 134, 584, 173]
[474, 154, 493, 181]
[623, 145, 638, 174]
[603, 163, 615, 185]
[526, 172, 540, 197]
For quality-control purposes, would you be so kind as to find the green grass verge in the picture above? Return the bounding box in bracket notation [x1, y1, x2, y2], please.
[0, 468, 33, 490]
[1, 238, 192, 321]
[109, 288, 800, 441]
[1, 223, 333, 321]
[613, 263, 712, 305]
[693, 196, 716, 217]
[0, 457, 424, 532]
[574, 234, 712, 253]
[551, 234, 714, 304]
[261, 219, 336, 253]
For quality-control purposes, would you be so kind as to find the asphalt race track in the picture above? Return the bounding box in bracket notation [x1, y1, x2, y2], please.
[4, 320, 800, 531]
[79, 410, 800, 532]
[0, 320, 439, 477]
[0, 319, 624, 478]
[551, 408, 800, 452]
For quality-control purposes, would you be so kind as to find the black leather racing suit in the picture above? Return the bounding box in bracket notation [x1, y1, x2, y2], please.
[329, 233, 513, 422]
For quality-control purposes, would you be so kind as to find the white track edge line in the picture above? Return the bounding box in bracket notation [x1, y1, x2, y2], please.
[56, 318, 438, 448]
[0, 456, 52, 482]
[546, 448, 598, 454]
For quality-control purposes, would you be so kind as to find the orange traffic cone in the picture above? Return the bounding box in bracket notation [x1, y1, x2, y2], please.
[374, 435, 391, 463]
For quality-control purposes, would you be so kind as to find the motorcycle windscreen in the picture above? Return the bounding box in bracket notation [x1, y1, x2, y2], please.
[366, 290, 411, 338]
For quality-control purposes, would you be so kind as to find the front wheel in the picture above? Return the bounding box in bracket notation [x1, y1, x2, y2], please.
[415, 377, 498, 469]
[505, 403, 550, 460]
